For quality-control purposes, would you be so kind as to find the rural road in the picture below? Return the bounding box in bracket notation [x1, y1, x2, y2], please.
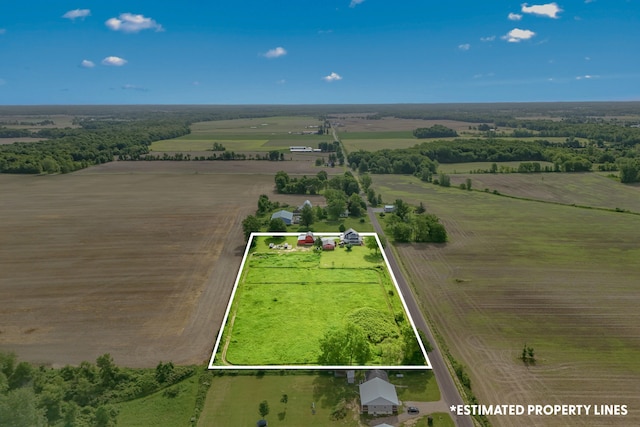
[367, 207, 475, 427]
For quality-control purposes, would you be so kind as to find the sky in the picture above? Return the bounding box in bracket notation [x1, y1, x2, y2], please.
[0, 1, 638, 104]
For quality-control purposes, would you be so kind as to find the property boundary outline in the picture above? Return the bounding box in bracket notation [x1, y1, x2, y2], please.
[208, 232, 432, 370]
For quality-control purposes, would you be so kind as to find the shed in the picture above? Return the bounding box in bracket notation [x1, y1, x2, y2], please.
[270, 210, 293, 225]
[321, 237, 336, 251]
[384, 205, 395, 213]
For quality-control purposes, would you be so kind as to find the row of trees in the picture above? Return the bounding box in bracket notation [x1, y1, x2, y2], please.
[0, 119, 191, 174]
[0, 351, 193, 427]
[274, 170, 360, 196]
[413, 124, 458, 138]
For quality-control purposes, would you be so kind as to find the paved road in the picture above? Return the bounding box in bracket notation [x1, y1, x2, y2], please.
[368, 207, 474, 427]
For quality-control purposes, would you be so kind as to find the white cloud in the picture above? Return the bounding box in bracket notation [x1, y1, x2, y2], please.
[122, 84, 148, 91]
[62, 9, 91, 20]
[458, 44, 470, 51]
[480, 35, 496, 42]
[80, 59, 95, 68]
[105, 13, 163, 33]
[323, 72, 342, 82]
[508, 12, 523, 21]
[502, 28, 536, 42]
[350, 0, 365, 8]
[576, 74, 598, 80]
[521, 3, 562, 19]
[263, 47, 287, 59]
[101, 56, 127, 66]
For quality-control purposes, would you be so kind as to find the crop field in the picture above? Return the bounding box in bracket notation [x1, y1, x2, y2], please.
[374, 174, 640, 426]
[152, 116, 329, 153]
[437, 161, 556, 174]
[0, 162, 330, 368]
[215, 236, 421, 367]
[331, 116, 475, 133]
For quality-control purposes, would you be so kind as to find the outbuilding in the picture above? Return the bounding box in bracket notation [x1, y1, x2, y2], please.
[297, 231, 315, 246]
[270, 210, 293, 225]
[359, 377, 399, 415]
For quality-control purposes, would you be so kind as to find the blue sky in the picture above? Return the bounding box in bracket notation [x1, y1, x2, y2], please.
[0, 1, 638, 104]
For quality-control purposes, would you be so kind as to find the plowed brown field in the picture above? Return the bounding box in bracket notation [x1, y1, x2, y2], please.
[376, 174, 640, 427]
[0, 161, 326, 367]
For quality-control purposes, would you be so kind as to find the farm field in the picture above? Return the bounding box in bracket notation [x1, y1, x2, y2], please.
[438, 171, 640, 213]
[151, 116, 329, 153]
[374, 174, 640, 426]
[437, 161, 555, 174]
[0, 162, 329, 368]
[216, 236, 424, 366]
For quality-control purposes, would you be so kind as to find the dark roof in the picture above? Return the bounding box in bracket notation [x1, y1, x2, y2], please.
[366, 369, 389, 382]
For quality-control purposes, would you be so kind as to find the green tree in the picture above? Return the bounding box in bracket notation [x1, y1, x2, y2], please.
[155, 361, 175, 384]
[242, 215, 261, 241]
[274, 171, 290, 193]
[325, 189, 347, 220]
[365, 236, 379, 254]
[415, 202, 426, 214]
[281, 394, 288, 404]
[268, 217, 288, 232]
[318, 324, 371, 365]
[348, 193, 364, 217]
[394, 199, 410, 221]
[300, 204, 315, 229]
[257, 194, 272, 215]
[96, 354, 118, 389]
[259, 400, 270, 419]
[466, 178, 472, 191]
[0, 388, 47, 427]
[360, 173, 372, 191]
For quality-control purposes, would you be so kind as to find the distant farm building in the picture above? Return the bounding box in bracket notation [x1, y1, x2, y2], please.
[359, 374, 399, 415]
[297, 232, 315, 246]
[341, 228, 362, 245]
[270, 210, 293, 225]
[289, 146, 321, 152]
[384, 205, 395, 213]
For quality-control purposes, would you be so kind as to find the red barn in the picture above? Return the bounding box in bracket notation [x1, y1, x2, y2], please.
[297, 232, 315, 246]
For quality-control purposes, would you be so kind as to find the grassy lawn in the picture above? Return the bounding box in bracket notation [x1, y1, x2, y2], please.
[400, 412, 455, 427]
[115, 375, 200, 427]
[220, 241, 418, 366]
[390, 370, 440, 402]
[198, 373, 364, 427]
[341, 138, 419, 152]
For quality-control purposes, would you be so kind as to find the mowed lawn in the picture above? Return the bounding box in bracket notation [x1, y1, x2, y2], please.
[222, 243, 409, 366]
[374, 174, 640, 426]
[198, 374, 364, 427]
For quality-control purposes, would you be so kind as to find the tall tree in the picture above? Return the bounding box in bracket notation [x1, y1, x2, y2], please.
[300, 205, 315, 229]
[259, 400, 270, 419]
[242, 215, 261, 241]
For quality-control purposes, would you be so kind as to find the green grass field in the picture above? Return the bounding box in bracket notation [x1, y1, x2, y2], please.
[219, 239, 418, 366]
[400, 413, 455, 427]
[151, 116, 331, 152]
[115, 375, 200, 427]
[198, 373, 362, 427]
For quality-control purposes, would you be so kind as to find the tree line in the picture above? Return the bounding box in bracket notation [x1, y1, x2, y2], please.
[0, 351, 197, 427]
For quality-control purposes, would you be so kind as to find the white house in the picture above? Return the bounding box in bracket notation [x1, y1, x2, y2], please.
[341, 228, 362, 245]
[359, 377, 399, 415]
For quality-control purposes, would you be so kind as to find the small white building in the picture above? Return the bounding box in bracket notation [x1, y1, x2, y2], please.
[383, 205, 395, 213]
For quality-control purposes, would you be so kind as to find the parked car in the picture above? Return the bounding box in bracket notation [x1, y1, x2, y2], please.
[407, 406, 420, 414]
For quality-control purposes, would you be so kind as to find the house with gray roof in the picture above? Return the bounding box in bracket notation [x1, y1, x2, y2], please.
[359, 376, 399, 415]
[270, 210, 293, 225]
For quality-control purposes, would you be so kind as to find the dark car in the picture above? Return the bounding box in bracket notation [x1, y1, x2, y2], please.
[407, 406, 420, 414]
